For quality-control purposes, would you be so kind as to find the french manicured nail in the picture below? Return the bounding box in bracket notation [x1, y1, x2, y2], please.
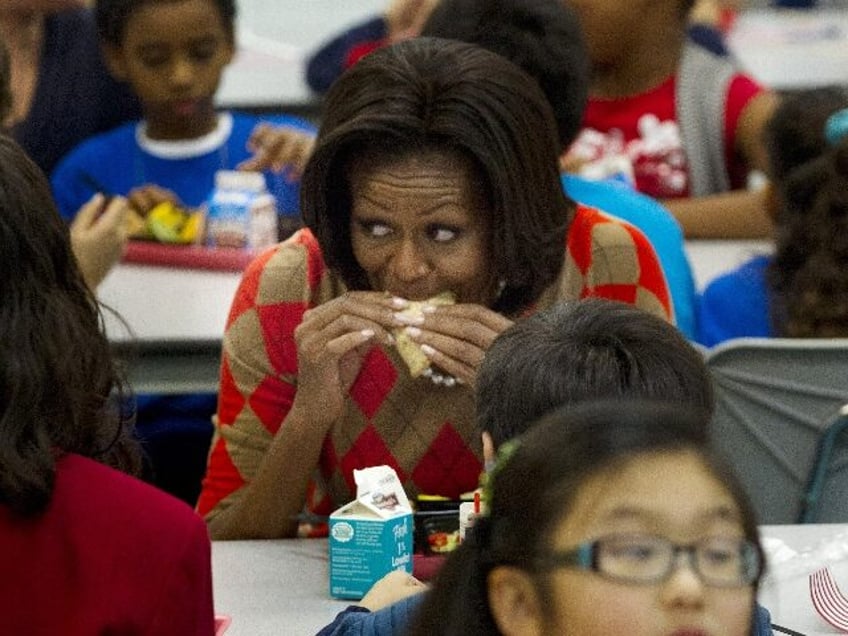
[394, 312, 424, 325]
[420, 344, 436, 357]
[421, 304, 438, 314]
[404, 326, 421, 338]
[360, 329, 375, 338]
[391, 297, 409, 309]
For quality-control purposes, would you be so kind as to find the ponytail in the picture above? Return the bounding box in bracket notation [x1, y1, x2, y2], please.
[409, 517, 500, 636]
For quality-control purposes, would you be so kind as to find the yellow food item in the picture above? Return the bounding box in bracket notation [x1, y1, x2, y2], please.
[394, 291, 456, 377]
[145, 201, 203, 244]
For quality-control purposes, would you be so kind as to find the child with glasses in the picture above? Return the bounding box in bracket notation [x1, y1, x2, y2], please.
[411, 400, 765, 636]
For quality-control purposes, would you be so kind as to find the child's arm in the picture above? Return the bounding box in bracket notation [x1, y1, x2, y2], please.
[664, 188, 770, 239]
[668, 91, 779, 239]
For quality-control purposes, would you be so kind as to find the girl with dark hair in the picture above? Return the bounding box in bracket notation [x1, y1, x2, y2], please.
[0, 134, 214, 633]
[198, 37, 672, 540]
[698, 87, 848, 345]
[412, 400, 765, 636]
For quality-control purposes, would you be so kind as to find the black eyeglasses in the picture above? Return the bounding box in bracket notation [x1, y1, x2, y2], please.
[537, 533, 762, 588]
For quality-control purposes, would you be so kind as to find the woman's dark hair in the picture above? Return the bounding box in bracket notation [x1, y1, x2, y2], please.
[766, 87, 848, 337]
[477, 298, 714, 447]
[411, 400, 763, 636]
[0, 42, 10, 124]
[96, 0, 237, 46]
[0, 135, 140, 517]
[420, 0, 589, 149]
[300, 37, 573, 316]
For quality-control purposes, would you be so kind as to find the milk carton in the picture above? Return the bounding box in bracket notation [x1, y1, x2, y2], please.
[205, 170, 278, 249]
[329, 466, 414, 599]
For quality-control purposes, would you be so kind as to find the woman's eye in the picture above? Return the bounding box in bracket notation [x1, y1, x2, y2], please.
[360, 222, 392, 238]
[428, 226, 459, 243]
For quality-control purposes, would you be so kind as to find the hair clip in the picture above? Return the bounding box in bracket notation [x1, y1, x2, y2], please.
[825, 108, 848, 147]
[480, 438, 521, 509]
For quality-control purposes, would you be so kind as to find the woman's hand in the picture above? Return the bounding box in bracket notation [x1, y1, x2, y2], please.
[239, 123, 316, 180]
[395, 302, 513, 387]
[70, 193, 131, 289]
[293, 291, 399, 424]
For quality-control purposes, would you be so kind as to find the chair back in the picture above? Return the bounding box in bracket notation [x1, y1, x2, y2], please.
[705, 338, 848, 524]
[800, 405, 848, 523]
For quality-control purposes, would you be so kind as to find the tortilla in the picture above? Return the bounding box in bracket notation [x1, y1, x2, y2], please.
[394, 291, 456, 377]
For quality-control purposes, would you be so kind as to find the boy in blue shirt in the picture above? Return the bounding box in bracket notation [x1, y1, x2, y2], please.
[51, 0, 314, 230]
[50, 0, 315, 505]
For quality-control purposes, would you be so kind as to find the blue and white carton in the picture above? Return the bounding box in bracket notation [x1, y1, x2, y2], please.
[329, 466, 414, 599]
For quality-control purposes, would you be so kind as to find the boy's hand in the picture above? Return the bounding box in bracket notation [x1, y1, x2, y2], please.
[70, 193, 131, 289]
[240, 123, 316, 180]
[358, 570, 428, 612]
[127, 184, 182, 216]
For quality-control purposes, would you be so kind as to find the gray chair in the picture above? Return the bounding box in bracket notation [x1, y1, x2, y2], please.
[705, 338, 848, 524]
[800, 404, 848, 523]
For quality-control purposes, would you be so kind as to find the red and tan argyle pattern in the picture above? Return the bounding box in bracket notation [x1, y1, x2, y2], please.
[197, 206, 671, 523]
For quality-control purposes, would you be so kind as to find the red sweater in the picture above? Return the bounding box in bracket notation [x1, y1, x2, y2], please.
[0, 454, 214, 635]
[198, 206, 671, 535]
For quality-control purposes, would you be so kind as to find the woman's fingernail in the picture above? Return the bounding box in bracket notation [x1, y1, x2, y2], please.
[394, 312, 424, 326]
[421, 304, 439, 314]
[404, 326, 421, 338]
[421, 344, 436, 357]
[391, 296, 408, 309]
[360, 329, 375, 338]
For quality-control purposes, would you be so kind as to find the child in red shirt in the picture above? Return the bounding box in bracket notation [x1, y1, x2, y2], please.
[562, 0, 779, 239]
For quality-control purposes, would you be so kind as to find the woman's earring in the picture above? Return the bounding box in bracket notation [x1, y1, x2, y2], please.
[495, 279, 506, 300]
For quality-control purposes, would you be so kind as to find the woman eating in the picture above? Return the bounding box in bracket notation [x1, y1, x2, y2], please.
[197, 37, 672, 539]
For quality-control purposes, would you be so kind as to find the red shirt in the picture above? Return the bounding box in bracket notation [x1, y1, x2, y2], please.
[567, 74, 763, 198]
[0, 454, 214, 635]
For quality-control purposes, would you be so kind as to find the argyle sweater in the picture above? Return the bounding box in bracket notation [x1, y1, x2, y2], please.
[197, 205, 671, 530]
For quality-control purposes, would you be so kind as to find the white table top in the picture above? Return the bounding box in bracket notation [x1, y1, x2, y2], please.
[212, 538, 347, 636]
[98, 240, 768, 343]
[758, 523, 848, 635]
[97, 263, 241, 342]
[211, 524, 848, 636]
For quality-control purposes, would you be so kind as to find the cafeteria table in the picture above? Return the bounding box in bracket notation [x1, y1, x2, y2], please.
[212, 524, 848, 635]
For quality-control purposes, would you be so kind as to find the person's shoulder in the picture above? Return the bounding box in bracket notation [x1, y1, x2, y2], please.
[704, 254, 771, 295]
[59, 454, 201, 523]
[53, 454, 208, 556]
[570, 202, 654, 250]
[233, 229, 338, 311]
[52, 123, 138, 173]
[246, 228, 323, 278]
[563, 175, 681, 233]
[698, 255, 772, 345]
